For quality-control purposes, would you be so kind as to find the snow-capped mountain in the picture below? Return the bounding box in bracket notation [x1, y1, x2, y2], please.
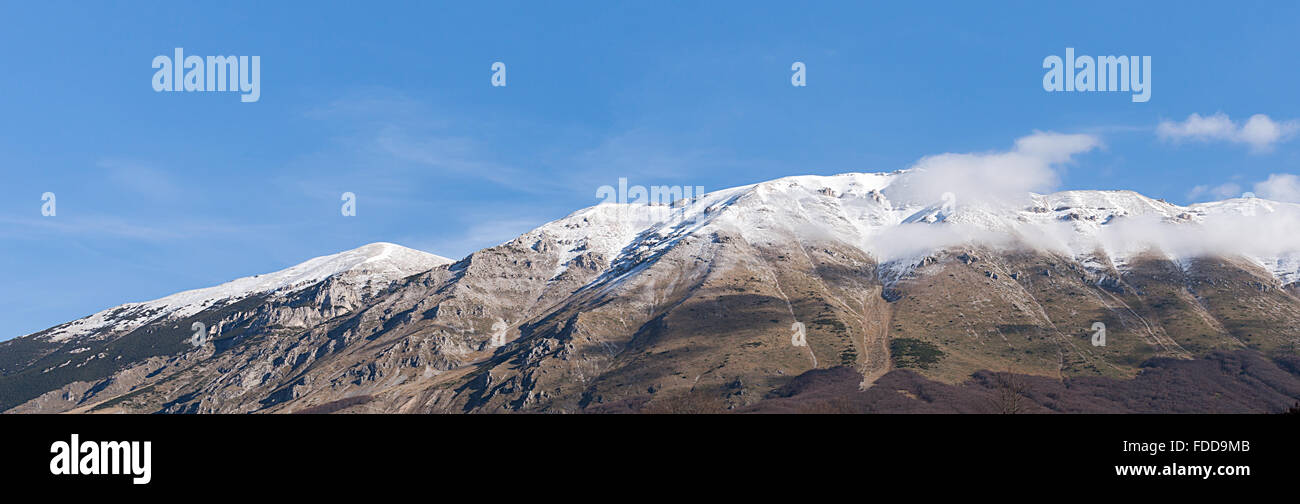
[4, 170, 1300, 414]
[545, 171, 1300, 290]
[33, 243, 453, 344]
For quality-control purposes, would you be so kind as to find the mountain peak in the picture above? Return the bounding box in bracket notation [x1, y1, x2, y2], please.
[31, 243, 452, 343]
[516, 170, 1300, 292]
[10, 171, 1300, 415]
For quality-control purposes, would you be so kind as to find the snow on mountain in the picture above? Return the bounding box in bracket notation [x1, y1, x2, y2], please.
[527, 170, 1300, 289]
[14, 171, 1300, 415]
[30, 171, 1300, 345]
[38, 243, 452, 343]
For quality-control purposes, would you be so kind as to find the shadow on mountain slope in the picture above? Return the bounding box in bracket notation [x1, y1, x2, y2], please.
[730, 350, 1300, 413]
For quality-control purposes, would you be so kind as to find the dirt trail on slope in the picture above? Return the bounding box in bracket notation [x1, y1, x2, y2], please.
[857, 285, 894, 388]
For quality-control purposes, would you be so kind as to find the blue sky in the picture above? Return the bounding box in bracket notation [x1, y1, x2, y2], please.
[3, 1, 1299, 339]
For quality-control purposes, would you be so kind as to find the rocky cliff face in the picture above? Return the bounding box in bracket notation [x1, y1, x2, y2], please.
[0, 243, 452, 413]
[5, 172, 1300, 413]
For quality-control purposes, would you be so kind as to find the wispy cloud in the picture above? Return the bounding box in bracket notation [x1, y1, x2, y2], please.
[302, 87, 448, 128]
[97, 159, 184, 201]
[372, 125, 546, 193]
[1157, 113, 1298, 153]
[568, 129, 730, 182]
[1183, 173, 1300, 204]
[401, 216, 543, 259]
[0, 214, 274, 242]
[295, 88, 560, 197]
[1187, 182, 1243, 201]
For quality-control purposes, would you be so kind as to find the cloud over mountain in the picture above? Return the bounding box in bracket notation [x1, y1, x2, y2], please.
[1157, 113, 1298, 152]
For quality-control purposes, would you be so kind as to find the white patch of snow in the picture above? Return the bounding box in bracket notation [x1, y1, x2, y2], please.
[542, 170, 1300, 289]
[37, 243, 451, 343]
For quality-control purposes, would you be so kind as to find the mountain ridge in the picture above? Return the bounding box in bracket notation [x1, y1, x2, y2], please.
[26, 242, 451, 345]
[5, 169, 1300, 413]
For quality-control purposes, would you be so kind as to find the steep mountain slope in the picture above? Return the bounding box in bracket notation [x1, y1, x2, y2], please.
[0, 243, 451, 412]
[436, 173, 1300, 412]
[5, 171, 1300, 414]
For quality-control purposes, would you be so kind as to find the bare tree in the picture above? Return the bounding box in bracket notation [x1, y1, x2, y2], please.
[992, 366, 1028, 414]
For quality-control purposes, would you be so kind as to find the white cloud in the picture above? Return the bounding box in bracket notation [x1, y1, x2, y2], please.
[1187, 182, 1242, 201]
[1254, 174, 1300, 203]
[1157, 113, 1298, 152]
[869, 202, 1300, 270]
[1239, 115, 1297, 150]
[870, 132, 1300, 265]
[885, 131, 1101, 207]
[1157, 113, 1235, 139]
[1092, 209, 1300, 262]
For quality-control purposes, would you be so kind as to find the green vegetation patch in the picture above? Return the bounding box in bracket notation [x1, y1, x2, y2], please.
[889, 338, 945, 370]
